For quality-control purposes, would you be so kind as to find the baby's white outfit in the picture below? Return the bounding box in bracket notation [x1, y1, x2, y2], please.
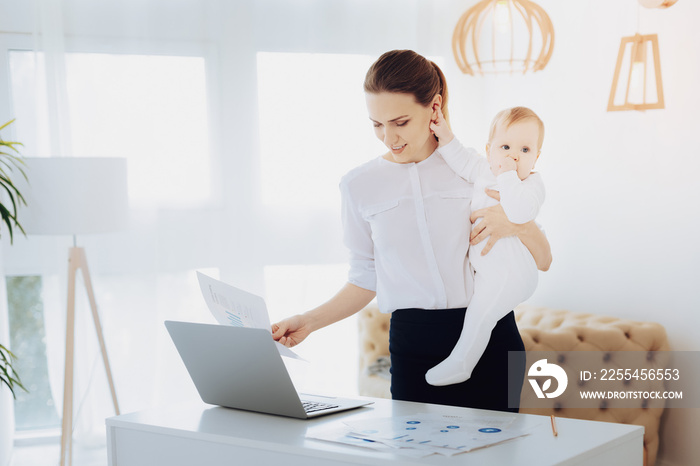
[425, 138, 545, 386]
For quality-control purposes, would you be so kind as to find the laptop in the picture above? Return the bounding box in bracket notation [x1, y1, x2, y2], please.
[165, 320, 373, 419]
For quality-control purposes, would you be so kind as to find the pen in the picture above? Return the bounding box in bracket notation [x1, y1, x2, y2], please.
[550, 415, 558, 437]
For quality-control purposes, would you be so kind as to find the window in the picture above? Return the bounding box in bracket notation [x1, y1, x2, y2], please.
[257, 52, 380, 209]
[256, 52, 392, 395]
[9, 51, 212, 208]
[6, 46, 215, 434]
[7, 276, 60, 431]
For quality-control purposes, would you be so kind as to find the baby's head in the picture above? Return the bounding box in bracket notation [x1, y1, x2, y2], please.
[486, 107, 544, 180]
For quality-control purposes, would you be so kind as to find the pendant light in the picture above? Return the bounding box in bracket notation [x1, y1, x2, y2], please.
[452, 0, 555, 76]
[607, 0, 678, 111]
[607, 34, 664, 111]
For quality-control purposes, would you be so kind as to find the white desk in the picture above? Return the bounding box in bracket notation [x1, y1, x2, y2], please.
[106, 397, 643, 465]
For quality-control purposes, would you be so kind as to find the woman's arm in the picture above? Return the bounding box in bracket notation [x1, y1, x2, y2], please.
[271, 282, 376, 347]
[469, 189, 552, 271]
[514, 221, 552, 271]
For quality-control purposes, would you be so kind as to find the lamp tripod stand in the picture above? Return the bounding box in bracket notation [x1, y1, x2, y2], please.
[60, 243, 120, 466]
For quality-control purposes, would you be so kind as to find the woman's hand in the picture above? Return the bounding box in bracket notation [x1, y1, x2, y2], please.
[271, 314, 314, 348]
[470, 188, 552, 270]
[469, 189, 516, 255]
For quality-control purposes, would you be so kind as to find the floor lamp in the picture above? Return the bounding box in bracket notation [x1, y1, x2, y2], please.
[17, 157, 128, 466]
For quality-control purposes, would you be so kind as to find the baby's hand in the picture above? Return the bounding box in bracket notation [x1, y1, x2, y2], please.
[496, 156, 517, 175]
[430, 105, 454, 147]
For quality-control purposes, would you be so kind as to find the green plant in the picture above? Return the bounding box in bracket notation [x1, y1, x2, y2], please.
[0, 119, 28, 399]
[0, 343, 25, 399]
[0, 119, 27, 244]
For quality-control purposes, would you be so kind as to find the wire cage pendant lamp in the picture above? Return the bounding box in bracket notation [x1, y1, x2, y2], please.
[452, 0, 555, 76]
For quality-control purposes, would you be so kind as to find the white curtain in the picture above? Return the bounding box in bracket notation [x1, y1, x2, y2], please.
[18, 0, 227, 449]
[1, 0, 457, 453]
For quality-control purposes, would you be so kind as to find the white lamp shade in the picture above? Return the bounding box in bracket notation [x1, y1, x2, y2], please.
[17, 157, 128, 235]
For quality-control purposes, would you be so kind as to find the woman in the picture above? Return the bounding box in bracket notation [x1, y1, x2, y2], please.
[272, 50, 551, 412]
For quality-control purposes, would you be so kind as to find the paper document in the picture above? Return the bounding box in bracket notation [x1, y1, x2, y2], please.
[307, 425, 434, 458]
[197, 272, 303, 360]
[308, 413, 540, 457]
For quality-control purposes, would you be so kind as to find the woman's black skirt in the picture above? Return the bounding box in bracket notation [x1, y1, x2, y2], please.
[389, 308, 525, 413]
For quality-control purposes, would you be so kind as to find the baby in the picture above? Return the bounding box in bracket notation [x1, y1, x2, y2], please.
[425, 106, 545, 386]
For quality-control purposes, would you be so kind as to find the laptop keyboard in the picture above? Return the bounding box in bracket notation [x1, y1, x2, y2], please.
[302, 400, 339, 414]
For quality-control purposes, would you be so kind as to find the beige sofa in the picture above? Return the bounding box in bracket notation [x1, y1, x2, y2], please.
[357, 303, 670, 466]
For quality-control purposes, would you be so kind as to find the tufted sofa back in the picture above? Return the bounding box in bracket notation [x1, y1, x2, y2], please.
[515, 304, 669, 466]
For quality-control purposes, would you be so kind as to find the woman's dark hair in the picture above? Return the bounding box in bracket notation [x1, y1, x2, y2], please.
[364, 49, 450, 124]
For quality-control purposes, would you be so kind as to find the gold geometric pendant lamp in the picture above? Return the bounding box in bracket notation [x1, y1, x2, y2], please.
[607, 33, 664, 111]
[607, 0, 679, 111]
[452, 0, 555, 75]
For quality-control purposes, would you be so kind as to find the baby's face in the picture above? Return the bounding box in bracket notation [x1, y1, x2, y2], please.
[486, 119, 541, 180]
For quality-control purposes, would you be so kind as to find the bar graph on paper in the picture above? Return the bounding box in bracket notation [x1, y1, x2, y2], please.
[221, 303, 254, 328]
[196, 271, 304, 360]
[206, 283, 255, 328]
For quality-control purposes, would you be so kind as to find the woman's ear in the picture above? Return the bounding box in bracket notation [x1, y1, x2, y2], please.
[485, 143, 490, 158]
[431, 94, 443, 118]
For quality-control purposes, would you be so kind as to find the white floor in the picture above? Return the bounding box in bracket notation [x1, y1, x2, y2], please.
[10, 442, 107, 466]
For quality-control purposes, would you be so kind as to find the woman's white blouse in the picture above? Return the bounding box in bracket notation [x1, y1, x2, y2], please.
[340, 149, 475, 313]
